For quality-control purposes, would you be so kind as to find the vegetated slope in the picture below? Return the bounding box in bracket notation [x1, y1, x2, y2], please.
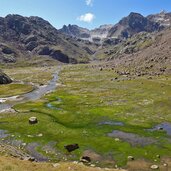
[59, 11, 171, 76]
[92, 11, 171, 75]
[102, 28, 171, 76]
[96, 31, 155, 60]
[0, 14, 93, 64]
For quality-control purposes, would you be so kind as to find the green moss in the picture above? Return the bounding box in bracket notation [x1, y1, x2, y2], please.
[0, 84, 34, 98]
[137, 39, 153, 49]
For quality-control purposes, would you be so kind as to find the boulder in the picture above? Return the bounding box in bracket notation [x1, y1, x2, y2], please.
[163, 163, 168, 167]
[0, 72, 12, 84]
[37, 133, 43, 137]
[64, 144, 79, 152]
[157, 127, 163, 130]
[156, 155, 160, 158]
[127, 156, 134, 161]
[52, 163, 60, 168]
[80, 156, 91, 163]
[22, 156, 35, 162]
[29, 117, 38, 124]
[150, 165, 159, 170]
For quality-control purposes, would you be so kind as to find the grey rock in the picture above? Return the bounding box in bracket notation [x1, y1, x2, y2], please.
[29, 117, 38, 124]
[150, 165, 159, 170]
[64, 144, 79, 152]
[80, 156, 91, 163]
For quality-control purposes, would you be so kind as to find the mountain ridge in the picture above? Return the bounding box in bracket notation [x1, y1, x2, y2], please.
[59, 24, 113, 43]
[60, 11, 171, 44]
[0, 14, 93, 64]
[0, 11, 171, 67]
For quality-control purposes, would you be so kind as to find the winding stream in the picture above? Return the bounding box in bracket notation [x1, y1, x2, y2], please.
[0, 68, 60, 112]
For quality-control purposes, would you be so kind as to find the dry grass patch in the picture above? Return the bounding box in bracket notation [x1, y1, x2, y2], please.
[0, 156, 125, 171]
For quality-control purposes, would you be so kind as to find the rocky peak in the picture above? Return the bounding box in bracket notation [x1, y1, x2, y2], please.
[59, 24, 90, 38]
[119, 12, 145, 25]
[60, 12, 163, 43]
[147, 11, 171, 27]
[0, 14, 58, 42]
[29, 16, 52, 27]
[4, 14, 31, 35]
[60, 24, 114, 43]
[91, 25, 113, 35]
[108, 12, 160, 39]
[98, 24, 113, 29]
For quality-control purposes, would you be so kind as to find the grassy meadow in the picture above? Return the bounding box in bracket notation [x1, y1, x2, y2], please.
[0, 84, 33, 98]
[0, 64, 171, 169]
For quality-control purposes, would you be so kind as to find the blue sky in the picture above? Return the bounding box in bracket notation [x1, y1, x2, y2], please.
[1, 0, 171, 29]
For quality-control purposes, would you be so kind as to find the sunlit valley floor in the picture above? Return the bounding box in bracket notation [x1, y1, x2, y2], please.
[0, 64, 171, 171]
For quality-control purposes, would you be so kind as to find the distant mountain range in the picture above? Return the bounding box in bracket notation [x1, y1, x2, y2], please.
[0, 14, 93, 64]
[0, 11, 171, 67]
[60, 11, 171, 43]
[59, 24, 113, 43]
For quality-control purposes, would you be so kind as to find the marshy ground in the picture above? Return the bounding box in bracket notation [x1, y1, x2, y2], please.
[0, 64, 171, 170]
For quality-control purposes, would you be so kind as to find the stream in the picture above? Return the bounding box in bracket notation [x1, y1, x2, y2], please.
[0, 68, 60, 113]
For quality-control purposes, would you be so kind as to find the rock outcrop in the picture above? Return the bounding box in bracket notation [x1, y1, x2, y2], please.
[29, 117, 38, 124]
[64, 144, 79, 152]
[0, 71, 12, 84]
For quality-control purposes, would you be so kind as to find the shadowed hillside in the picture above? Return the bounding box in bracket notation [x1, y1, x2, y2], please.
[0, 15, 94, 64]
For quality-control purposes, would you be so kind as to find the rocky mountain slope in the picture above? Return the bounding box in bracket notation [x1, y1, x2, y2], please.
[59, 24, 90, 39]
[91, 25, 113, 42]
[0, 14, 94, 64]
[97, 28, 171, 76]
[0, 12, 171, 67]
[60, 11, 171, 44]
[107, 12, 160, 39]
[147, 10, 171, 27]
[59, 24, 113, 43]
